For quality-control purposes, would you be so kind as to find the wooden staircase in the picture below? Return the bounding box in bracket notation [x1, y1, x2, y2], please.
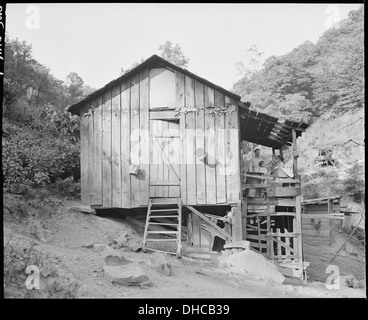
[142, 197, 182, 258]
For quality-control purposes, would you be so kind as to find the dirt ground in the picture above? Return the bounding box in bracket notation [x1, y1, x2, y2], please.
[3, 189, 366, 298]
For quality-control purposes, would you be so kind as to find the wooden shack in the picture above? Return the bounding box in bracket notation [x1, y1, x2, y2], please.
[69, 55, 309, 277]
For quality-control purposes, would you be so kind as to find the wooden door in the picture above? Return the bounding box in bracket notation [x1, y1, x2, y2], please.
[149, 119, 181, 198]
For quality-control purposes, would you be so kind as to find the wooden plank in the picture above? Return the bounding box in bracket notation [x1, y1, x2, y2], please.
[269, 187, 301, 197]
[295, 196, 303, 271]
[102, 90, 112, 207]
[204, 86, 216, 204]
[111, 85, 121, 207]
[185, 76, 196, 205]
[87, 104, 94, 204]
[150, 111, 177, 120]
[162, 120, 169, 197]
[225, 97, 240, 204]
[168, 121, 181, 197]
[130, 73, 140, 207]
[121, 80, 131, 208]
[176, 71, 187, 205]
[92, 97, 103, 206]
[195, 81, 206, 205]
[139, 69, 150, 206]
[276, 228, 282, 262]
[80, 104, 90, 205]
[187, 206, 232, 241]
[214, 90, 226, 204]
[246, 234, 267, 241]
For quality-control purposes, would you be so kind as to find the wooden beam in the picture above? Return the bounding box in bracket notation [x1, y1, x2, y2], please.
[292, 129, 298, 179]
[187, 206, 232, 241]
[150, 110, 178, 120]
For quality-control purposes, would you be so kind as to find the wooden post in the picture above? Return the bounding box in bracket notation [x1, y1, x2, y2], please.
[279, 148, 284, 159]
[272, 148, 276, 156]
[295, 195, 303, 278]
[292, 129, 299, 179]
[231, 205, 243, 242]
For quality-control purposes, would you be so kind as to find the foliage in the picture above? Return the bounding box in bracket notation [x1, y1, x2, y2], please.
[158, 41, 190, 68]
[4, 241, 79, 298]
[2, 121, 80, 193]
[53, 176, 81, 196]
[2, 35, 86, 192]
[232, 6, 364, 120]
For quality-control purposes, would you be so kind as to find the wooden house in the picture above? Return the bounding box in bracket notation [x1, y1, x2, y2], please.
[69, 55, 309, 278]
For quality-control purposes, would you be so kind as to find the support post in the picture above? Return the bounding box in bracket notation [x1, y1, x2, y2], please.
[292, 129, 299, 179]
[231, 204, 243, 242]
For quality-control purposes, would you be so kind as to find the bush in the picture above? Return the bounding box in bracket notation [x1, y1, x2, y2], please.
[2, 120, 80, 192]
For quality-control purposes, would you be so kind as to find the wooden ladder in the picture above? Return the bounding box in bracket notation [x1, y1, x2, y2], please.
[142, 197, 182, 258]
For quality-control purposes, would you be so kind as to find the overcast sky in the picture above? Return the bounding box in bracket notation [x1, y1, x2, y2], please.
[5, 3, 362, 91]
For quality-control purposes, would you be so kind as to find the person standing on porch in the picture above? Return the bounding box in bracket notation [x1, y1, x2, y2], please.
[249, 148, 261, 172]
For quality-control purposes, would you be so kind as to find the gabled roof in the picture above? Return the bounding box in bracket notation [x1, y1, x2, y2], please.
[68, 54, 241, 115]
[68, 54, 309, 149]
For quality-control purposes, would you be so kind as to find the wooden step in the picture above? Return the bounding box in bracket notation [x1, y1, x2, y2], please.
[149, 222, 178, 226]
[150, 215, 179, 219]
[147, 231, 178, 234]
[150, 209, 178, 212]
[145, 238, 178, 242]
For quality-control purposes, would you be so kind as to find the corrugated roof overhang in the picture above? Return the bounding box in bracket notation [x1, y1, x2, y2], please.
[238, 101, 309, 149]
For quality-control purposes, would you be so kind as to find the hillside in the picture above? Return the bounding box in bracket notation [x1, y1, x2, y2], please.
[4, 189, 366, 298]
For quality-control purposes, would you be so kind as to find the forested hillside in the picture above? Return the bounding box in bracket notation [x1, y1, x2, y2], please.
[2, 33, 95, 194]
[233, 6, 364, 203]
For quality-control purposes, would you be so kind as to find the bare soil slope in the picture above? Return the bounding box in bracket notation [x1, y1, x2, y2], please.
[3, 189, 366, 298]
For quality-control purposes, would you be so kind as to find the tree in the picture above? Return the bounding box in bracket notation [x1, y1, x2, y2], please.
[65, 72, 84, 106]
[158, 41, 189, 68]
[235, 45, 264, 79]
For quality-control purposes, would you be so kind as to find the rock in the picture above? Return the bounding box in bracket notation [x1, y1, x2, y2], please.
[109, 231, 131, 249]
[218, 249, 285, 284]
[130, 243, 143, 252]
[342, 275, 364, 289]
[82, 242, 95, 249]
[104, 255, 129, 266]
[104, 264, 151, 287]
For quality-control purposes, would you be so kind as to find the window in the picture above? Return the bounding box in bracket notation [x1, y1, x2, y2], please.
[149, 68, 176, 109]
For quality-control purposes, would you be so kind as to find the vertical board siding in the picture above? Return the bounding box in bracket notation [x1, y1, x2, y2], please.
[194, 81, 206, 205]
[225, 96, 240, 204]
[102, 90, 112, 207]
[214, 90, 227, 204]
[130, 73, 140, 207]
[121, 80, 131, 208]
[80, 104, 90, 205]
[169, 120, 181, 197]
[92, 97, 103, 206]
[87, 103, 94, 203]
[204, 86, 217, 204]
[185, 75, 197, 205]
[139, 69, 150, 206]
[111, 85, 122, 207]
[83, 68, 241, 209]
[176, 71, 187, 205]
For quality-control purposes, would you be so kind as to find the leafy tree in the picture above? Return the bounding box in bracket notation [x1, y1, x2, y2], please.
[158, 41, 189, 68]
[235, 45, 264, 79]
[65, 72, 84, 106]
